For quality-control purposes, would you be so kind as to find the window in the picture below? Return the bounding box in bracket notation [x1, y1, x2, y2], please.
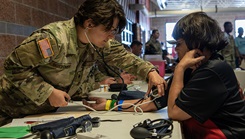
[165, 22, 176, 54]
[121, 19, 133, 45]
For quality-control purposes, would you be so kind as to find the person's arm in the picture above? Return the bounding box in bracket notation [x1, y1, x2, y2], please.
[167, 64, 189, 121]
[82, 97, 158, 112]
[168, 49, 205, 121]
[4, 32, 61, 106]
[102, 39, 166, 96]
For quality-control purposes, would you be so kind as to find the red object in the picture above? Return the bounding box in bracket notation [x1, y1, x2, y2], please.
[149, 61, 165, 77]
[182, 118, 226, 139]
[24, 121, 37, 124]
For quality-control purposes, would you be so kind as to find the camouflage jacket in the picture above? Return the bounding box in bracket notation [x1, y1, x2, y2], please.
[145, 37, 162, 54]
[0, 18, 154, 117]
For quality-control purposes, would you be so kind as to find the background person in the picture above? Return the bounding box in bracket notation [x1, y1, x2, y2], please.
[145, 29, 162, 54]
[220, 21, 241, 68]
[0, 0, 166, 126]
[235, 27, 245, 63]
[130, 40, 143, 58]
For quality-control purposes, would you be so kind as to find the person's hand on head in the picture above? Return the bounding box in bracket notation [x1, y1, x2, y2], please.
[178, 49, 205, 70]
[82, 97, 107, 110]
[146, 70, 167, 97]
[48, 88, 70, 107]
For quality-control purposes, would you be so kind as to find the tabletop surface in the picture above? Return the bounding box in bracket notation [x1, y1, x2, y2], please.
[3, 102, 183, 139]
[2, 81, 183, 139]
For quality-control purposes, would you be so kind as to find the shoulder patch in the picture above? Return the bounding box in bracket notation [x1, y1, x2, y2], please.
[38, 38, 54, 58]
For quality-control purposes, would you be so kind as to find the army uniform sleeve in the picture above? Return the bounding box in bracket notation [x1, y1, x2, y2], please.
[71, 65, 108, 100]
[3, 31, 59, 106]
[102, 40, 155, 80]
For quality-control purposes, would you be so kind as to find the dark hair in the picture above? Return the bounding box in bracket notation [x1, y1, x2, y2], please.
[224, 21, 232, 28]
[150, 29, 159, 38]
[74, 0, 127, 34]
[130, 40, 143, 48]
[238, 27, 244, 33]
[152, 29, 159, 35]
[172, 12, 227, 52]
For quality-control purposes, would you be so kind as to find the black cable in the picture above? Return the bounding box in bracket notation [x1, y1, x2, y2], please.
[95, 48, 125, 94]
[100, 119, 122, 122]
[84, 31, 125, 97]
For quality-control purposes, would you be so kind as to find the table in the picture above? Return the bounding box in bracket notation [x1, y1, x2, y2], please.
[32, 102, 182, 139]
[4, 102, 182, 139]
[2, 81, 183, 139]
[87, 81, 183, 138]
[89, 81, 148, 99]
[55, 103, 182, 139]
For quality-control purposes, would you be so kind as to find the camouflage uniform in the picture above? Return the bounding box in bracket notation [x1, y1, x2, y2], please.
[97, 60, 121, 77]
[0, 18, 155, 125]
[145, 37, 162, 54]
[220, 33, 236, 69]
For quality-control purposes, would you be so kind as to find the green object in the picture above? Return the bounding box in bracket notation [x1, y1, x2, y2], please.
[0, 126, 29, 138]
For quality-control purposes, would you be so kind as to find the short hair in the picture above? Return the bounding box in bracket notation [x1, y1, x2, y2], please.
[172, 12, 227, 52]
[238, 27, 244, 33]
[130, 40, 142, 48]
[151, 29, 159, 35]
[74, 0, 127, 34]
[224, 21, 232, 28]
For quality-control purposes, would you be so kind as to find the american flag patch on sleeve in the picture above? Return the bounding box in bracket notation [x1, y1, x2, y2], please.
[38, 38, 54, 58]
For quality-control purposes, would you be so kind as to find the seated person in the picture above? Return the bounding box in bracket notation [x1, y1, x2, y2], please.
[83, 12, 245, 139]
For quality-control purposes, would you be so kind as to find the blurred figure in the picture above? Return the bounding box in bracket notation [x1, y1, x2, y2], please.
[145, 29, 162, 54]
[235, 27, 245, 63]
[220, 21, 240, 68]
[161, 50, 173, 73]
[130, 40, 143, 57]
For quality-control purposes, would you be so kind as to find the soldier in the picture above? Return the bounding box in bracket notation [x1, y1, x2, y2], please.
[0, 0, 166, 126]
[145, 29, 162, 54]
[220, 21, 241, 68]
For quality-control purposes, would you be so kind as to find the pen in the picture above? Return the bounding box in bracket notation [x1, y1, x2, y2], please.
[24, 120, 54, 124]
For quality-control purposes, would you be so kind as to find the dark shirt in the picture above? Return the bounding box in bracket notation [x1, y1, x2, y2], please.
[154, 53, 245, 139]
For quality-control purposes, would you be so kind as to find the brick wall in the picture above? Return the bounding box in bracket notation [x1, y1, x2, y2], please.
[150, 12, 245, 43]
[0, 0, 85, 75]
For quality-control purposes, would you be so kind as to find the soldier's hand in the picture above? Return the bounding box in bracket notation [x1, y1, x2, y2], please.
[82, 97, 107, 110]
[100, 77, 117, 85]
[48, 88, 70, 107]
[146, 70, 167, 97]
